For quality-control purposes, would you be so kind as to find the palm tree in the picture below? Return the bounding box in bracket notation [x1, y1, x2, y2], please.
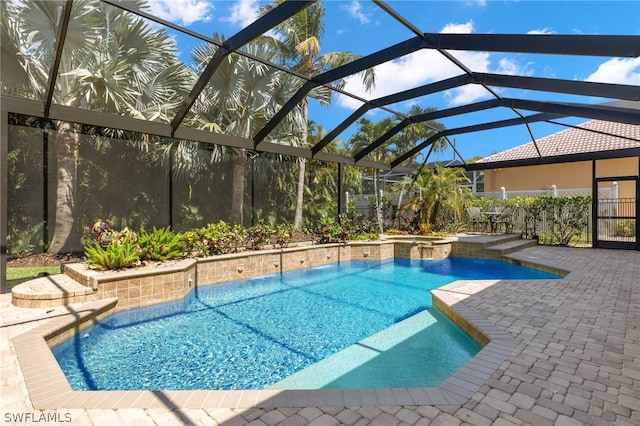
[391, 105, 447, 221]
[301, 122, 362, 228]
[4, 0, 189, 253]
[348, 116, 399, 231]
[398, 165, 472, 232]
[187, 36, 305, 225]
[261, 0, 375, 230]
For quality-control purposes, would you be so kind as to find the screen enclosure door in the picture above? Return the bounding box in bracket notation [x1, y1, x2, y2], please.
[594, 177, 638, 250]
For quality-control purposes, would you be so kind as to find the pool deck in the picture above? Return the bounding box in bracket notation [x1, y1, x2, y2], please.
[2, 239, 639, 425]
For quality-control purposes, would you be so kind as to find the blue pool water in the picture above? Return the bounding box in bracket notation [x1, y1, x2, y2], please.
[52, 257, 560, 391]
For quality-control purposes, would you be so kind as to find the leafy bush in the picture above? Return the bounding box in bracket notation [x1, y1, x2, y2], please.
[316, 214, 378, 244]
[517, 197, 544, 239]
[137, 226, 185, 261]
[542, 196, 590, 245]
[91, 219, 137, 246]
[7, 222, 44, 256]
[317, 216, 350, 244]
[182, 221, 247, 256]
[274, 224, 295, 248]
[616, 219, 635, 237]
[85, 237, 140, 270]
[247, 220, 275, 249]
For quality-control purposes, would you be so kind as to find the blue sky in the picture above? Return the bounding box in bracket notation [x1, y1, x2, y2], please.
[144, 0, 640, 163]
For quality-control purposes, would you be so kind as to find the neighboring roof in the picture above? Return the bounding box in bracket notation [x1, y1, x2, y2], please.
[476, 120, 640, 164]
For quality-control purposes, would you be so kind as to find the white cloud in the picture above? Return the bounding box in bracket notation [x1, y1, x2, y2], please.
[527, 28, 556, 35]
[497, 58, 534, 77]
[146, 0, 213, 26]
[223, 0, 260, 28]
[342, 0, 372, 24]
[337, 21, 499, 109]
[441, 22, 475, 34]
[586, 57, 640, 85]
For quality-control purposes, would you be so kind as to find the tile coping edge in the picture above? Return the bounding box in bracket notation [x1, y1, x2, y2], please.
[12, 287, 520, 410]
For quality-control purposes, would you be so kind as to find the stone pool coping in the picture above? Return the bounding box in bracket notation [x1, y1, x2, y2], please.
[11, 234, 577, 409]
[13, 276, 568, 410]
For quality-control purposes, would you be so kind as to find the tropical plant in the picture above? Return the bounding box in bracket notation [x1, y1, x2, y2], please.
[85, 237, 140, 270]
[7, 222, 44, 257]
[315, 213, 378, 244]
[300, 123, 362, 228]
[274, 224, 295, 248]
[247, 220, 276, 250]
[182, 221, 248, 256]
[3, 0, 189, 254]
[137, 226, 185, 261]
[391, 105, 447, 220]
[186, 36, 305, 225]
[397, 165, 472, 232]
[349, 117, 399, 232]
[90, 218, 138, 247]
[261, 0, 375, 230]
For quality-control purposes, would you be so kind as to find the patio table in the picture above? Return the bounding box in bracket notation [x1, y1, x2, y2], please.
[484, 211, 504, 234]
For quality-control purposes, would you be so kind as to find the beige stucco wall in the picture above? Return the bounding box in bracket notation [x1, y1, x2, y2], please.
[484, 158, 639, 198]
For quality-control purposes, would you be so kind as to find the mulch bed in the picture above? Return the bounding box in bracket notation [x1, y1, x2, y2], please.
[7, 253, 85, 268]
[6, 231, 316, 269]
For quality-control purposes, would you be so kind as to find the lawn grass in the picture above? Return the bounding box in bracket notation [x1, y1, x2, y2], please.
[6, 266, 61, 290]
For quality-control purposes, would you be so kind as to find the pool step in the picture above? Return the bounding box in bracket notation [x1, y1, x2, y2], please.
[452, 234, 537, 258]
[483, 234, 523, 247]
[11, 274, 96, 308]
[486, 238, 539, 255]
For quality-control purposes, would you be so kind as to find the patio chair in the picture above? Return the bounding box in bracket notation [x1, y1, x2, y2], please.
[466, 207, 487, 233]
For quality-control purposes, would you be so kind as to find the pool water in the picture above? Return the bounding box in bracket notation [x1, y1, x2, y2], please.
[52, 257, 560, 391]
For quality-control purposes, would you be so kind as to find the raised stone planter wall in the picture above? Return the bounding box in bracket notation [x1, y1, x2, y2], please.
[15, 236, 527, 311]
[58, 242, 398, 312]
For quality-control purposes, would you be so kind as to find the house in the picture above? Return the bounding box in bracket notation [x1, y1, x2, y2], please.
[475, 120, 640, 199]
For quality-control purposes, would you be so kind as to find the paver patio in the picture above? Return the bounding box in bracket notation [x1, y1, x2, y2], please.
[1, 243, 639, 425]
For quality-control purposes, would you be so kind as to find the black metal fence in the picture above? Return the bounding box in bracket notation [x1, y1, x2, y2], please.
[596, 198, 636, 242]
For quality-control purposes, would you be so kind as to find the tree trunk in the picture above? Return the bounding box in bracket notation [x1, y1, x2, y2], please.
[293, 102, 309, 230]
[293, 158, 305, 230]
[230, 150, 247, 225]
[47, 123, 80, 254]
[373, 169, 384, 233]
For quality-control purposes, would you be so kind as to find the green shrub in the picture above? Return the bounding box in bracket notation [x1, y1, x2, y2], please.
[275, 224, 295, 248]
[182, 221, 247, 256]
[542, 195, 590, 245]
[85, 237, 140, 270]
[7, 222, 44, 256]
[616, 219, 636, 237]
[91, 219, 138, 246]
[316, 214, 378, 244]
[247, 220, 275, 249]
[137, 226, 185, 261]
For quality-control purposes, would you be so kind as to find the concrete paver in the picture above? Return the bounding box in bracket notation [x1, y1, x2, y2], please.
[1, 242, 639, 424]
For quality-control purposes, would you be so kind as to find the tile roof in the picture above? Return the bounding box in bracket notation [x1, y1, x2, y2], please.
[476, 120, 640, 164]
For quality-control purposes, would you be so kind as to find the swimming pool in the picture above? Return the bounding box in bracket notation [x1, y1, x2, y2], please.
[52, 257, 560, 391]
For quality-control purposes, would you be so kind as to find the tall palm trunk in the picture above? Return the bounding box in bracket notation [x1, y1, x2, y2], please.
[373, 169, 384, 233]
[48, 122, 80, 254]
[293, 158, 306, 229]
[231, 150, 247, 225]
[293, 103, 308, 230]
